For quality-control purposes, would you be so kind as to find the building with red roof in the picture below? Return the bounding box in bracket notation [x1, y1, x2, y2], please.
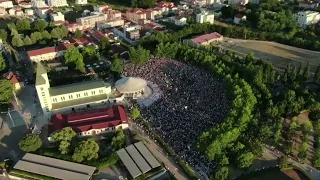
[3, 71, 24, 90]
[48, 105, 128, 137]
[27, 43, 75, 62]
[234, 14, 246, 24]
[126, 8, 147, 22]
[155, 1, 176, 13]
[184, 32, 223, 47]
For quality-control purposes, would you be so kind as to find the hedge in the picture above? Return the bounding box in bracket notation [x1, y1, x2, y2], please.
[10, 169, 56, 180]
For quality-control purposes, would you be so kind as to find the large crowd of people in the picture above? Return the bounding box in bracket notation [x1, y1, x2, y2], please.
[123, 58, 231, 175]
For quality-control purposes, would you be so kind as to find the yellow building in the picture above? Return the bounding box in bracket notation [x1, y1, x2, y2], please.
[35, 63, 112, 117]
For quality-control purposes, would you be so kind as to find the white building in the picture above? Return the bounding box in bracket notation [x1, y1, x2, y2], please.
[169, 16, 187, 26]
[0, 0, 13, 9]
[35, 63, 113, 117]
[233, 14, 246, 24]
[47, 0, 68, 7]
[228, 0, 248, 5]
[50, 11, 65, 22]
[31, 0, 47, 8]
[196, 11, 214, 24]
[24, 8, 34, 16]
[35, 7, 51, 19]
[0, 7, 6, 16]
[294, 11, 320, 27]
[75, 0, 87, 5]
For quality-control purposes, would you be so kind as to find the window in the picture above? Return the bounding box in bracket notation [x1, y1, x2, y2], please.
[52, 98, 57, 102]
[40, 87, 44, 91]
[91, 91, 95, 95]
[76, 94, 80, 98]
[61, 97, 65, 101]
[99, 90, 103, 94]
[84, 92, 88, 96]
[69, 95, 73, 99]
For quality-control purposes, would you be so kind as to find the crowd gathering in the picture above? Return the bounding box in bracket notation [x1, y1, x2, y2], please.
[123, 58, 231, 175]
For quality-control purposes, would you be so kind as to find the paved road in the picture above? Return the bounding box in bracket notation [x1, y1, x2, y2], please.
[129, 121, 190, 180]
[263, 145, 320, 180]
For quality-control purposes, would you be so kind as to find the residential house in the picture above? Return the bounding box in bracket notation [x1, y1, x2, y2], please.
[169, 16, 187, 26]
[75, 0, 87, 5]
[76, 13, 108, 28]
[96, 18, 124, 30]
[94, 4, 109, 12]
[184, 32, 223, 47]
[0, 0, 13, 9]
[294, 11, 320, 27]
[146, 8, 161, 20]
[27, 43, 74, 62]
[228, 0, 248, 5]
[36, 7, 52, 19]
[299, 1, 318, 9]
[0, 7, 6, 16]
[19, 2, 32, 8]
[233, 14, 246, 24]
[67, 23, 84, 32]
[126, 8, 147, 22]
[155, 1, 176, 13]
[31, 0, 47, 8]
[24, 8, 34, 15]
[50, 12, 65, 22]
[3, 71, 24, 91]
[196, 11, 214, 24]
[47, 0, 67, 7]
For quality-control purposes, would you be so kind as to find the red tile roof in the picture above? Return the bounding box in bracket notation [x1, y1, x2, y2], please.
[70, 36, 95, 46]
[27, 43, 74, 57]
[91, 31, 111, 41]
[48, 105, 128, 134]
[191, 32, 223, 45]
[156, 1, 175, 8]
[235, 14, 245, 18]
[3, 71, 24, 84]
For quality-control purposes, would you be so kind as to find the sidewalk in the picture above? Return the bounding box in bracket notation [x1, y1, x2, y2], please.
[129, 121, 189, 180]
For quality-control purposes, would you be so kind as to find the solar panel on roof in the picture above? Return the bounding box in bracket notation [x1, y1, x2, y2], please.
[134, 142, 160, 168]
[125, 145, 151, 173]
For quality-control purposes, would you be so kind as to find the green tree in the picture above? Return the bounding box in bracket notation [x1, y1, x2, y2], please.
[75, 29, 82, 39]
[72, 138, 99, 162]
[41, 30, 51, 40]
[129, 46, 150, 65]
[315, 66, 320, 83]
[81, 46, 98, 61]
[210, 166, 229, 180]
[19, 134, 42, 152]
[11, 35, 24, 47]
[64, 46, 85, 72]
[111, 58, 123, 74]
[310, 110, 320, 122]
[51, 28, 62, 39]
[33, 19, 48, 32]
[23, 35, 33, 46]
[111, 129, 126, 151]
[60, 25, 69, 38]
[0, 53, 7, 72]
[0, 29, 7, 42]
[100, 38, 110, 52]
[51, 127, 76, 154]
[30, 32, 43, 44]
[303, 62, 310, 81]
[16, 19, 31, 32]
[278, 155, 289, 169]
[236, 152, 254, 168]
[51, 127, 76, 142]
[130, 107, 141, 120]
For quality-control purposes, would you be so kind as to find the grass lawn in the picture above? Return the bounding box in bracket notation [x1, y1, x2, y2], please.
[236, 167, 310, 180]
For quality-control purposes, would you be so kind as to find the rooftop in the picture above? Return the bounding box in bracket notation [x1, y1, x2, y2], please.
[14, 153, 96, 180]
[27, 43, 74, 57]
[49, 79, 108, 96]
[49, 105, 128, 134]
[3, 71, 23, 84]
[191, 32, 223, 45]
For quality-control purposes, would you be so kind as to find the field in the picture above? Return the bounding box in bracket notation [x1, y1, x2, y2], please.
[236, 167, 310, 180]
[219, 39, 320, 73]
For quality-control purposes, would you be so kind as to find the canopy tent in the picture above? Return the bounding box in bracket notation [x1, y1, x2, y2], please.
[115, 77, 147, 94]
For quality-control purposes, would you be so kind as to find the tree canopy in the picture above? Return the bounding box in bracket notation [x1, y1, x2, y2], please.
[130, 107, 141, 120]
[64, 46, 85, 72]
[33, 19, 48, 32]
[111, 129, 126, 151]
[19, 134, 42, 152]
[111, 58, 123, 74]
[0, 53, 7, 72]
[0, 80, 13, 104]
[129, 46, 150, 65]
[72, 138, 99, 162]
[210, 166, 229, 180]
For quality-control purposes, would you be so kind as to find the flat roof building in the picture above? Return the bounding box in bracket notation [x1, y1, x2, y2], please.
[13, 153, 96, 180]
[184, 32, 223, 48]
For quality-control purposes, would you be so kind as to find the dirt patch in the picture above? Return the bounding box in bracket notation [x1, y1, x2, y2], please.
[220, 40, 320, 73]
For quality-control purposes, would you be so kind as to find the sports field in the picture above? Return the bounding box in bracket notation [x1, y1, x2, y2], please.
[219, 39, 320, 73]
